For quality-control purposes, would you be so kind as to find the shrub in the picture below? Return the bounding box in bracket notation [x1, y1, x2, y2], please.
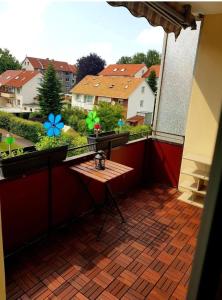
[0, 111, 44, 143]
[9, 117, 44, 143]
[35, 134, 72, 151]
[62, 107, 86, 131]
[0, 111, 13, 131]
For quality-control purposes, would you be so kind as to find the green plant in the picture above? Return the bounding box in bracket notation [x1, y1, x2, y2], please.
[148, 70, 157, 93]
[38, 64, 63, 116]
[0, 111, 13, 131]
[35, 133, 72, 151]
[117, 124, 151, 140]
[95, 102, 123, 132]
[1, 148, 24, 159]
[10, 117, 44, 143]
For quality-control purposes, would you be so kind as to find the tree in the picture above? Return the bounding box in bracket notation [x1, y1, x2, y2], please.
[95, 102, 123, 132]
[132, 52, 147, 64]
[148, 70, 157, 93]
[76, 53, 106, 83]
[38, 64, 63, 117]
[0, 48, 21, 74]
[146, 50, 161, 67]
[116, 56, 132, 64]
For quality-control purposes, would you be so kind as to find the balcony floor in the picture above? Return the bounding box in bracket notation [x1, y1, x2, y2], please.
[5, 185, 202, 300]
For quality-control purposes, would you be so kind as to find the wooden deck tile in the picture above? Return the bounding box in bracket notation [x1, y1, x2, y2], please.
[5, 184, 202, 300]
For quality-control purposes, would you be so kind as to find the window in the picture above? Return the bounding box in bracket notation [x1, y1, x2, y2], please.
[84, 95, 93, 103]
[118, 99, 124, 105]
[17, 100, 20, 106]
[141, 86, 145, 93]
[76, 94, 81, 102]
[140, 100, 144, 107]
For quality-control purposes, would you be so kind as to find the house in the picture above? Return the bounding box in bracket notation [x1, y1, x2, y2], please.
[22, 56, 77, 93]
[99, 64, 148, 78]
[2, 3, 222, 300]
[0, 70, 42, 113]
[71, 75, 155, 121]
[142, 64, 160, 84]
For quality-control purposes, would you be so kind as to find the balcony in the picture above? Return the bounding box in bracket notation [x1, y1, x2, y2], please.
[0, 136, 202, 299]
[0, 92, 15, 99]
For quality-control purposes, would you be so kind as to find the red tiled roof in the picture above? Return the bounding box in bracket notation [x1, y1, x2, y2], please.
[0, 70, 40, 88]
[26, 57, 77, 73]
[143, 64, 160, 78]
[99, 64, 147, 77]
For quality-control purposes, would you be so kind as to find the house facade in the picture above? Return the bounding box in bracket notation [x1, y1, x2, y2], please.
[22, 57, 77, 93]
[99, 64, 148, 78]
[0, 70, 42, 113]
[71, 75, 155, 121]
[143, 64, 160, 85]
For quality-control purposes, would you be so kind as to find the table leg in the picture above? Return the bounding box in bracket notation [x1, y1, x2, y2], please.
[106, 183, 125, 223]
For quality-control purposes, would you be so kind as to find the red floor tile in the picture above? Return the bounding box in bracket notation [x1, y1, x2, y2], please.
[5, 185, 202, 299]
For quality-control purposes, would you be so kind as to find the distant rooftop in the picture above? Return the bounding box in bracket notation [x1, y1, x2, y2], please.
[0, 70, 40, 88]
[71, 75, 145, 99]
[25, 57, 77, 73]
[99, 64, 147, 77]
[143, 64, 160, 78]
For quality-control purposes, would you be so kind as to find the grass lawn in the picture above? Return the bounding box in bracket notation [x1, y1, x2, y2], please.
[0, 142, 21, 152]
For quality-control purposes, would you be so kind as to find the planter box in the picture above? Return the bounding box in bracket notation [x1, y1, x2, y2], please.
[0, 145, 68, 178]
[87, 131, 129, 151]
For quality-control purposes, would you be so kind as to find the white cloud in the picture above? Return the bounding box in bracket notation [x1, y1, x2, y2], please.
[137, 26, 164, 52]
[0, 0, 52, 62]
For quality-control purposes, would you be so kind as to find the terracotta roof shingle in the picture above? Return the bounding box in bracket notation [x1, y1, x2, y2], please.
[0, 70, 40, 88]
[71, 75, 145, 99]
[26, 57, 77, 73]
[143, 64, 160, 78]
[99, 64, 147, 77]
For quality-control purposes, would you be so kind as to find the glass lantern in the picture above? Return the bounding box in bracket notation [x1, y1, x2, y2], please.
[94, 150, 106, 170]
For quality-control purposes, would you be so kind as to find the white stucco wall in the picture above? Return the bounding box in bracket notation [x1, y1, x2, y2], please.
[72, 94, 95, 111]
[134, 66, 148, 78]
[127, 81, 155, 119]
[20, 73, 42, 106]
[21, 58, 35, 71]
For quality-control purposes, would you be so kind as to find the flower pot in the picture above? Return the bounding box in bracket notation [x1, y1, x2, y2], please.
[0, 145, 68, 178]
[87, 131, 129, 152]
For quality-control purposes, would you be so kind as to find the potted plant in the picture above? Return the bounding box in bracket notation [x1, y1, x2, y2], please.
[86, 111, 129, 151]
[0, 114, 68, 178]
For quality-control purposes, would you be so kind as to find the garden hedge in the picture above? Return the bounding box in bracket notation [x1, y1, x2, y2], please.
[0, 111, 44, 143]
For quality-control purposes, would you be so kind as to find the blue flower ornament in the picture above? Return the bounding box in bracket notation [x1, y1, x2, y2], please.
[44, 113, 64, 137]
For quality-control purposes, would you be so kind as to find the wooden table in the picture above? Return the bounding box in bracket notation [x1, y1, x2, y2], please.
[69, 159, 133, 238]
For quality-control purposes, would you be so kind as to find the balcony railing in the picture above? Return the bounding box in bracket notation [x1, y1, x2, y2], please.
[0, 92, 15, 98]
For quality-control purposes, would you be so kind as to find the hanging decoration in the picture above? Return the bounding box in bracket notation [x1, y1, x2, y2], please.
[44, 113, 64, 137]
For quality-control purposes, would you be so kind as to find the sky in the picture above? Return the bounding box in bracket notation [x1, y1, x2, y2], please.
[0, 0, 164, 65]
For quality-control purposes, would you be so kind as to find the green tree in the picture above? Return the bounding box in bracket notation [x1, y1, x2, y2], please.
[76, 53, 106, 83]
[62, 106, 86, 131]
[116, 56, 132, 64]
[146, 50, 161, 67]
[0, 48, 21, 74]
[95, 102, 123, 132]
[131, 52, 147, 64]
[148, 70, 157, 93]
[38, 64, 63, 117]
